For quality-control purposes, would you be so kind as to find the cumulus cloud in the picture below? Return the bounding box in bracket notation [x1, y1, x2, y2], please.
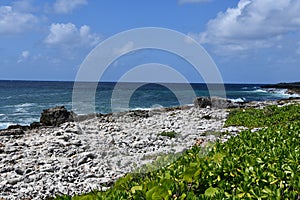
[198, 0, 300, 53]
[178, 0, 212, 4]
[18, 50, 30, 63]
[53, 0, 87, 14]
[0, 5, 38, 34]
[44, 23, 101, 49]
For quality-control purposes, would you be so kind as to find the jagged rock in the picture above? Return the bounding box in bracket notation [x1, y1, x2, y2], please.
[193, 97, 211, 108]
[211, 97, 232, 109]
[40, 106, 74, 126]
[193, 96, 242, 109]
[3, 121, 40, 132]
[202, 115, 211, 120]
[29, 122, 42, 129]
[7, 125, 29, 131]
[7, 177, 23, 185]
[15, 168, 24, 175]
[0, 144, 4, 153]
[128, 110, 149, 118]
[0, 129, 24, 137]
[77, 152, 96, 166]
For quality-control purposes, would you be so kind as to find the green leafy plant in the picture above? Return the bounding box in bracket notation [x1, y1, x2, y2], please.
[225, 104, 300, 128]
[159, 130, 178, 138]
[54, 104, 300, 200]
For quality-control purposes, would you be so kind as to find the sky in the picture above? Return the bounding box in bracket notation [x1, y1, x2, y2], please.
[0, 0, 300, 83]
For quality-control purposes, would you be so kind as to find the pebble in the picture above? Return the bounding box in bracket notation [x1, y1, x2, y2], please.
[7, 177, 23, 185]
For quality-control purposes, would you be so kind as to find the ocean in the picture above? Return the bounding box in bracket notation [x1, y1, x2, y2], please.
[0, 80, 299, 130]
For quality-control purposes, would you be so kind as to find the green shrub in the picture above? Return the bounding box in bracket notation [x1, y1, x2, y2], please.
[159, 130, 178, 138]
[55, 104, 300, 199]
[225, 104, 300, 128]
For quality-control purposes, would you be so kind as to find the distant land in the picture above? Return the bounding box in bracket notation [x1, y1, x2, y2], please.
[262, 82, 300, 94]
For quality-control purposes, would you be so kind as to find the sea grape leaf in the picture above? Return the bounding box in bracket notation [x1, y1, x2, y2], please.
[131, 185, 142, 194]
[183, 167, 198, 182]
[204, 187, 219, 197]
[146, 186, 169, 200]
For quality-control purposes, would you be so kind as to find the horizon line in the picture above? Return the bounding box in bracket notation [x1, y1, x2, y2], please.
[0, 79, 275, 85]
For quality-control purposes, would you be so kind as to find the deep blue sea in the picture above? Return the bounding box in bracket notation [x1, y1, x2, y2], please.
[0, 80, 299, 130]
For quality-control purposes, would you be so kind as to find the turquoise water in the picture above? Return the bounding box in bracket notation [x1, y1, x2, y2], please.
[0, 80, 298, 129]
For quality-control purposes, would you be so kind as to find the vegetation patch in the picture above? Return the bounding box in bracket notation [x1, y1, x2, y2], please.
[159, 130, 178, 138]
[53, 104, 300, 200]
[225, 104, 300, 128]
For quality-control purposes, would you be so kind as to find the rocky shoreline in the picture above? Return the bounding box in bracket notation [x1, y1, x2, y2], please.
[262, 82, 300, 94]
[0, 97, 300, 199]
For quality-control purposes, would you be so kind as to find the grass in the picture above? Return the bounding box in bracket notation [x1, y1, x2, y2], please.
[159, 131, 178, 138]
[53, 104, 300, 199]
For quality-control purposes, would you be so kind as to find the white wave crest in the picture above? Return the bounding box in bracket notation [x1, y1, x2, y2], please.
[0, 122, 13, 130]
[261, 88, 300, 98]
[16, 103, 36, 107]
[229, 97, 246, 103]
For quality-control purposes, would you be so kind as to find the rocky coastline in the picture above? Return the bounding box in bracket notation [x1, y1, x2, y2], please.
[262, 82, 300, 95]
[0, 97, 299, 199]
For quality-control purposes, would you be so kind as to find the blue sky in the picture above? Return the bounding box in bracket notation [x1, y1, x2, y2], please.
[0, 0, 299, 83]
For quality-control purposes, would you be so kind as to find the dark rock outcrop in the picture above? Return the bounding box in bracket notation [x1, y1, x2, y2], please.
[30, 122, 42, 129]
[7, 123, 42, 131]
[193, 96, 242, 109]
[262, 82, 300, 94]
[7, 124, 29, 131]
[211, 97, 232, 108]
[40, 106, 74, 126]
[128, 110, 150, 118]
[193, 97, 212, 108]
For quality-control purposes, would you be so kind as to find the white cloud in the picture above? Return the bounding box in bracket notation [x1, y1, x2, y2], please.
[44, 23, 101, 49]
[21, 50, 30, 58]
[113, 41, 135, 56]
[18, 50, 30, 63]
[198, 0, 300, 53]
[0, 5, 38, 34]
[53, 0, 87, 14]
[178, 0, 212, 4]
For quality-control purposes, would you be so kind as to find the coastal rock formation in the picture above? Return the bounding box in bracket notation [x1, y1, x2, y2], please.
[193, 96, 211, 108]
[262, 82, 300, 94]
[40, 106, 74, 126]
[193, 96, 241, 109]
[211, 97, 232, 108]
